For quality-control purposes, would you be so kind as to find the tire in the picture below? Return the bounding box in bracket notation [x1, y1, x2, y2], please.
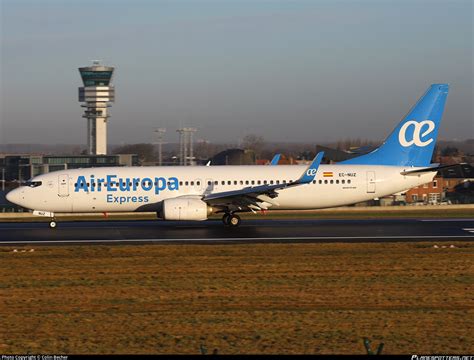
[49, 221, 57, 229]
[222, 213, 230, 225]
[228, 214, 241, 227]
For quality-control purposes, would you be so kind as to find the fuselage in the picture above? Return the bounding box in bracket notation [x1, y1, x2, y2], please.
[7, 164, 435, 213]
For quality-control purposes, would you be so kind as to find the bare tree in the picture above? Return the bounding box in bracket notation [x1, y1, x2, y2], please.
[242, 134, 265, 158]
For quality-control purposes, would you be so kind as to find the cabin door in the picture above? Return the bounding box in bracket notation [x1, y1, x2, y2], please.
[58, 174, 69, 197]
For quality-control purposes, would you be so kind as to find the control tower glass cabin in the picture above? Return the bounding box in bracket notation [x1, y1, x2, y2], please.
[78, 62, 115, 155]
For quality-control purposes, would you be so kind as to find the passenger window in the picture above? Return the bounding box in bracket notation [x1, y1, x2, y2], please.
[227, 181, 231, 185]
[257, 180, 261, 185]
[221, 181, 225, 185]
[336, 180, 339, 184]
[208, 181, 212, 186]
[324, 180, 328, 184]
[312, 180, 316, 184]
[190, 181, 194, 186]
[283, 180, 287, 184]
[270, 180, 274, 185]
[179, 181, 183, 186]
[234, 180, 237, 185]
[251, 180, 255, 185]
[276, 180, 280, 184]
[330, 180, 334, 184]
[264, 180, 267, 185]
[240, 180, 244, 185]
[185, 181, 189, 186]
[342, 179, 345, 184]
[214, 181, 218, 185]
[245, 180, 249, 185]
[348, 179, 351, 184]
[319, 180, 322, 184]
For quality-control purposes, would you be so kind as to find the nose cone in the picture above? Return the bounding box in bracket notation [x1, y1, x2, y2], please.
[6, 188, 20, 205]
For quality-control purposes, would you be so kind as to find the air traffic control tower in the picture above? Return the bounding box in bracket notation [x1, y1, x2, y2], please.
[78, 61, 115, 155]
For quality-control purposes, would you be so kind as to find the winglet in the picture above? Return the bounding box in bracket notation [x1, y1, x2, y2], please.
[296, 151, 324, 184]
[270, 154, 281, 165]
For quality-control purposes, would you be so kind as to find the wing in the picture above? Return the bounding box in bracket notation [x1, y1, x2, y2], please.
[203, 152, 324, 212]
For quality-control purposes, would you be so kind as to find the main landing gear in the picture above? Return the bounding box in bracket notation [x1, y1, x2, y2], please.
[222, 213, 241, 227]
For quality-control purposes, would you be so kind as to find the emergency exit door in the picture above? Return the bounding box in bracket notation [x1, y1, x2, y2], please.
[366, 171, 376, 193]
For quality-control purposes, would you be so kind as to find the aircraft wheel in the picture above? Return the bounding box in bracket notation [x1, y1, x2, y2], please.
[228, 214, 241, 227]
[49, 220, 57, 229]
[222, 213, 230, 225]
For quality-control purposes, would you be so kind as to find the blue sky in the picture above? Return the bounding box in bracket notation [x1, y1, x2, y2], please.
[1, 0, 472, 145]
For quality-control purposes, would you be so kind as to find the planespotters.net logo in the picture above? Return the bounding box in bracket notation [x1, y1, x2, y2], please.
[411, 356, 474, 360]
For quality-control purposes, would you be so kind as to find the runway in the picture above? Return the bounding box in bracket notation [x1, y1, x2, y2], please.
[0, 218, 473, 245]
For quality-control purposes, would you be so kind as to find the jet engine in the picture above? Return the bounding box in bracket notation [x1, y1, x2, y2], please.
[160, 197, 212, 221]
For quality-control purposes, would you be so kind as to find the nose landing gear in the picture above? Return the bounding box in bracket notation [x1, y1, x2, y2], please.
[49, 219, 57, 229]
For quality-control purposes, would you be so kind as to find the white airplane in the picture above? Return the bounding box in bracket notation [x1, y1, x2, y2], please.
[7, 84, 450, 228]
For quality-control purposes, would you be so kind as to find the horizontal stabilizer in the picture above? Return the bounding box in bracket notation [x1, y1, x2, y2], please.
[400, 163, 460, 176]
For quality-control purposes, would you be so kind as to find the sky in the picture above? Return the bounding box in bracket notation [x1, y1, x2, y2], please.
[0, 0, 472, 146]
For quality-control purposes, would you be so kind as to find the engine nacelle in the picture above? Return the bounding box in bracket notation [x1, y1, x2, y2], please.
[161, 197, 212, 221]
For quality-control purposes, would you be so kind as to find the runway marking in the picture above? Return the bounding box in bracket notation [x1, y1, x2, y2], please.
[462, 228, 474, 233]
[0, 226, 125, 230]
[0, 235, 473, 245]
[420, 219, 474, 222]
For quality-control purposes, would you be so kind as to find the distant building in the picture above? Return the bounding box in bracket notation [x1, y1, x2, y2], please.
[209, 149, 256, 165]
[315, 145, 364, 163]
[0, 154, 139, 183]
[405, 164, 474, 204]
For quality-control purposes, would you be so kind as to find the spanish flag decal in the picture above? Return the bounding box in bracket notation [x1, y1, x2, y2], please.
[323, 172, 333, 177]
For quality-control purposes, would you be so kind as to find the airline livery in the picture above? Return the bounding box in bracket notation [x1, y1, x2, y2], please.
[7, 84, 450, 228]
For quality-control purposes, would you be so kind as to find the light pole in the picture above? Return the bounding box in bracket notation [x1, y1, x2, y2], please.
[154, 128, 166, 166]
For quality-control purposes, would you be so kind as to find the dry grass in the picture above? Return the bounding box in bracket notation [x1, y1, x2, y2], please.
[0, 242, 472, 354]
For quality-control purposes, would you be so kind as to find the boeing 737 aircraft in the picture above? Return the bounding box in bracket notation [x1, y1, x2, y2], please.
[7, 84, 449, 228]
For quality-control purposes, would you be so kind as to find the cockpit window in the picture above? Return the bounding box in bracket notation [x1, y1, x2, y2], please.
[23, 181, 42, 188]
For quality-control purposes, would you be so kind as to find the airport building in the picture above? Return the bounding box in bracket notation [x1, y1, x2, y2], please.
[79, 61, 115, 155]
[0, 154, 138, 183]
[405, 164, 474, 204]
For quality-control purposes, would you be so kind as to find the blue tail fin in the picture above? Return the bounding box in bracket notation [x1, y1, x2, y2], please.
[340, 84, 449, 167]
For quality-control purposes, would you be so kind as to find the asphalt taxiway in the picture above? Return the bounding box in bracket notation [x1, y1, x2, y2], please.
[0, 218, 473, 245]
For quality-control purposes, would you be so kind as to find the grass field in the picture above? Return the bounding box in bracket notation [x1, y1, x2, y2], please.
[1, 242, 473, 354]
